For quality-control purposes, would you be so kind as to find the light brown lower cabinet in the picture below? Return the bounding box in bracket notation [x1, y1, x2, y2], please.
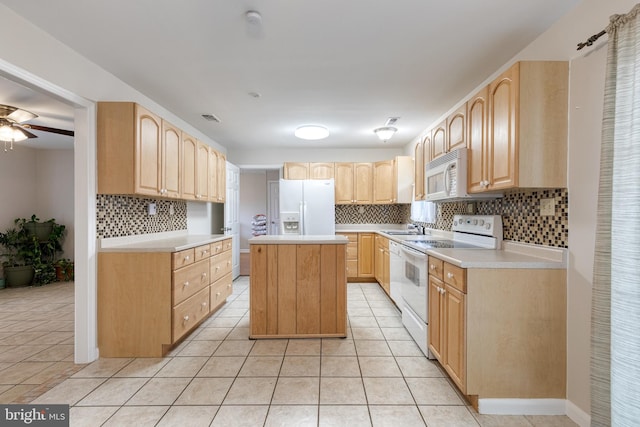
[98, 238, 232, 357]
[427, 255, 566, 407]
[249, 243, 347, 338]
[374, 235, 390, 295]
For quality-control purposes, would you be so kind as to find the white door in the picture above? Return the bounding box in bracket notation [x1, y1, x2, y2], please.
[225, 162, 240, 278]
[268, 180, 280, 235]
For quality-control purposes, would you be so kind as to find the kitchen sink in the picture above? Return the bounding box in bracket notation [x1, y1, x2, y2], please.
[383, 230, 419, 235]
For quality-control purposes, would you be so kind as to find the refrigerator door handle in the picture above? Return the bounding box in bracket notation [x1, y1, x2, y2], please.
[299, 201, 305, 235]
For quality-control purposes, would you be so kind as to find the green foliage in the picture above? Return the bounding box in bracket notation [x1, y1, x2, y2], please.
[0, 215, 67, 286]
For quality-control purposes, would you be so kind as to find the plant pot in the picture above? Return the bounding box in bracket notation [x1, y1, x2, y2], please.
[4, 265, 35, 287]
[66, 265, 74, 281]
[55, 265, 66, 281]
[23, 222, 54, 242]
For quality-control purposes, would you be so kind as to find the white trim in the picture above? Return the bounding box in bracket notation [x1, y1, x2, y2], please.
[0, 58, 99, 364]
[478, 398, 566, 415]
[566, 400, 591, 427]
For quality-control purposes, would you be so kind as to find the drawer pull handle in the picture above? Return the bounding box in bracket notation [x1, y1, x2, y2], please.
[216, 246, 222, 251]
[216, 266, 220, 272]
[216, 292, 221, 297]
[202, 302, 207, 307]
[183, 281, 190, 287]
[447, 272, 454, 279]
[430, 264, 435, 270]
[185, 255, 190, 261]
[227, 284, 231, 288]
[183, 315, 190, 322]
[202, 250, 208, 255]
[202, 273, 207, 278]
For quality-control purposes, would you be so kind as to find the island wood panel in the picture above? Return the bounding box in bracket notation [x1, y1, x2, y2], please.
[98, 252, 172, 357]
[276, 245, 297, 335]
[250, 243, 347, 338]
[296, 245, 321, 334]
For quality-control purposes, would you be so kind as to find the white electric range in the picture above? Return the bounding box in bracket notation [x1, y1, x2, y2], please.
[389, 214, 503, 358]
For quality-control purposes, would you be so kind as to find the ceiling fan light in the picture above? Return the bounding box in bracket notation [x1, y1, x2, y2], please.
[374, 126, 397, 142]
[0, 124, 29, 142]
[295, 125, 329, 140]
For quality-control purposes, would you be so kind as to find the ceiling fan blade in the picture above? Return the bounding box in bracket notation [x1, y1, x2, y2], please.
[17, 126, 38, 139]
[22, 124, 74, 137]
[0, 104, 38, 123]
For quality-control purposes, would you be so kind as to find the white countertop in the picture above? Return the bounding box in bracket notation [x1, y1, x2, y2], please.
[335, 224, 409, 233]
[424, 246, 566, 269]
[99, 231, 229, 252]
[249, 235, 349, 244]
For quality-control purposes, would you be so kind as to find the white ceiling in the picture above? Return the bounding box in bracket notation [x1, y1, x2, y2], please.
[0, 0, 580, 151]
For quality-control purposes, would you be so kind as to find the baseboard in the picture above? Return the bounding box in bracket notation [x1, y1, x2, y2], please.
[565, 400, 590, 427]
[478, 398, 566, 415]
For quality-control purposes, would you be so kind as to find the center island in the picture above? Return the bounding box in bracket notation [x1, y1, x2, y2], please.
[248, 235, 348, 339]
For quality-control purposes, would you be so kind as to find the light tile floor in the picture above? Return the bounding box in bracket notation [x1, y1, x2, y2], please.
[0, 278, 577, 426]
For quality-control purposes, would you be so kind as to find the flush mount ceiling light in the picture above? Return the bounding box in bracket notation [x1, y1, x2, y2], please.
[295, 125, 329, 141]
[374, 126, 397, 142]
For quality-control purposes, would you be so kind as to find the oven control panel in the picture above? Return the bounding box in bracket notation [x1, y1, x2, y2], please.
[452, 215, 503, 238]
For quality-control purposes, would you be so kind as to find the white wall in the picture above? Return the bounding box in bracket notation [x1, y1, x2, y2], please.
[0, 147, 37, 232]
[239, 171, 268, 250]
[35, 149, 75, 260]
[229, 147, 404, 166]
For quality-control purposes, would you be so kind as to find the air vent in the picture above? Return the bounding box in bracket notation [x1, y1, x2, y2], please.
[385, 117, 400, 126]
[202, 113, 221, 123]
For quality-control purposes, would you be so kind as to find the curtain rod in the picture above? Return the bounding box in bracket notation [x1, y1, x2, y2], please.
[577, 29, 607, 50]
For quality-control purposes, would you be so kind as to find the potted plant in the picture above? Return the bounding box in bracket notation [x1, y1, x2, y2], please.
[0, 215, 66, 287]
[54, 258, 73, 281]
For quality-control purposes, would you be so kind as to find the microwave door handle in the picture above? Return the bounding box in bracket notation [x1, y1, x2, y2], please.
[444, 163, 454, 196]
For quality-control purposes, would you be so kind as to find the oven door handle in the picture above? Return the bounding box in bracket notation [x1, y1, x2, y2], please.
[400, 244, 427, 259]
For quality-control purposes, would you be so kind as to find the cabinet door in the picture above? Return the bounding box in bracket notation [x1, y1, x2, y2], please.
[444, 284, 466, 393]
[488, 63, 518, 189]
[196, 141, 210, 201]
[309, 162, 335, 180]
[354, 163, 373, 204]
[467, 87, 489, 193]
[373, 160, 395, 204]
[284, 162, 309, 179]
[374, 235, 384, 283]
[161, 120, 181, 198]
[335, 163, 355, 204]
[414, 140, 424, 200]
[135, 105, 162, 196]
[216, 151, 226, 202]
[447, 103, 467, 152]
[428, 275, 444, 361]
[181, 133, 198, 200]
[357, 233, 375, 278]
[431, 121, 446, 160]
[382, 247, 390, 295]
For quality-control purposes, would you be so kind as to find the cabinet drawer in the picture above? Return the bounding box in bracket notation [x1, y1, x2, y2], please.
[444, 263, 466, 293]
[172, 259, 210, 305]
[172, 287, 210, 341]
[194, 244, 211, 262]
[222, 238, 232, 252]
[211, 240, 225, 255]
[173, 248, 195, 269]
[428, 256, 444, 279]
[211, 250, 233, 282]
[338, 233, 358, 243]
[346, 244, 358, 260]
[211, 273, 233, 309]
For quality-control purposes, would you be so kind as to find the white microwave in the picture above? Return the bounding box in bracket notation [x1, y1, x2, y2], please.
[425, 147, 500, 201]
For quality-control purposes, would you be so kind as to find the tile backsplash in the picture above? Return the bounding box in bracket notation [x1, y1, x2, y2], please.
[335, 204, 410, 224]
[413, 188, 568, 248]
[97, 195, 187, 238]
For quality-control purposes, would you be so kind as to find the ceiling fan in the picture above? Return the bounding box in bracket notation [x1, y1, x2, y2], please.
[0, 104, 74, 151]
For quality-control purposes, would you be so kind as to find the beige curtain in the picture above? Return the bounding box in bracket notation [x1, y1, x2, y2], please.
[591, 4, 640, 426]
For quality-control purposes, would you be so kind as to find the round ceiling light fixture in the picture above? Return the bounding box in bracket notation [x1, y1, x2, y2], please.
[373, 126, 397, 142]
[295, 125, 329, 141]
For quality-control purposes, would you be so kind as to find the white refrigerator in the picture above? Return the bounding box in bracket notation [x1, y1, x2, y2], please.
[279, 179, 335, 235]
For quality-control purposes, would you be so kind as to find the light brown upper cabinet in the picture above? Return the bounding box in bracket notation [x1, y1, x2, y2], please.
[467, 87, 489, 193]
[161, 120, 182, 199]
[309, 162, 335, 180]
[374, 157, 414, 204]
[430, 120, 446, 160]
[283, 162, 309, 179]
[216, 151, 226, 203]
[207, 145, 218, 202]
[470, 61, 568, 192]
[98, 102, 179, 198]
[414, 139, 425, 201]
[334, 163, 373, 204]
[447, 103, 467, 153]
[196, 141, 211, 201]
[181, 132, 198, 201]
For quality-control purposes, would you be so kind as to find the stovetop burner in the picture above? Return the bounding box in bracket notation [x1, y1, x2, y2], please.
[405, 240, 483, 249]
